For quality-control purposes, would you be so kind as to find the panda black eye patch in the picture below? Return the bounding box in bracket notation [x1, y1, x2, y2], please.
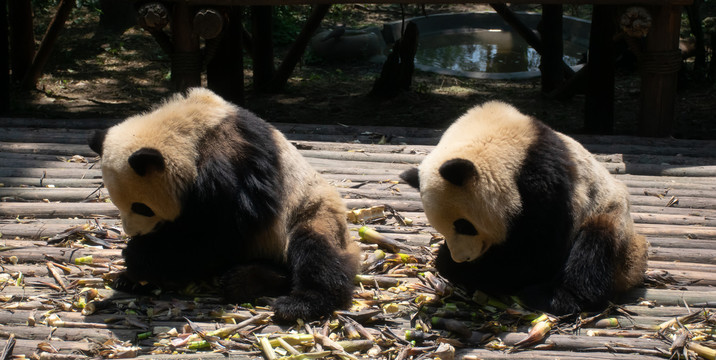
[131, 202, 155, 217]
[454, 219, 478, 236]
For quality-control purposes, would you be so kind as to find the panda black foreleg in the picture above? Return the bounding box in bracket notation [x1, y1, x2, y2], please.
[116, 233, 178, 292]
[113, 234, 185, 296]
[434, 242, 529, 296]
[117, 225, 231, 295]
[434, 243, 486, 292]
[271, 226, 356, 323]
[551, 214, 621, 314]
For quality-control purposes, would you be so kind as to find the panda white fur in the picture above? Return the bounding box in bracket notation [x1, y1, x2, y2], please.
[400, 101, 648, 314]
[89, 88, 360, 322]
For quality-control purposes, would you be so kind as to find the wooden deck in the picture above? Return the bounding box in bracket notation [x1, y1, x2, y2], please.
[0, 118, 715, 360]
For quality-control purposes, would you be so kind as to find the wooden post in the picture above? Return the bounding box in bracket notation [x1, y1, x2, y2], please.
[207, 7, 244, 104]
[638, 5, 682, 137]
[584, 5, 616, 134]
[1, 0, 9, 113]
[8, 0, 34, 83]
[170, 2, 201, 90]
[20, 0, 76, 90]
[251, 6, 274, 92]
[539, 4, 564, 93]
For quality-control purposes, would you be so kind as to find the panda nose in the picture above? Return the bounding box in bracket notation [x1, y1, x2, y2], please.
[450, 249, 474, 263]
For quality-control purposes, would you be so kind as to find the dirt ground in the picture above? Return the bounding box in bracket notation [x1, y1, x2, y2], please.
[7, 4, 716, 139]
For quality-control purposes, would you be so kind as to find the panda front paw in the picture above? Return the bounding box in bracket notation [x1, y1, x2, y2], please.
[549, 289, 582, 315]
[111, 272, 160, 296]
[221, 263, 291, 304]
[271, 293, 331, 324]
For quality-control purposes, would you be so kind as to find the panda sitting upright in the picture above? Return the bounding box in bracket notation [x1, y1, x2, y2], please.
[400, 101, 648, 315]
[89, 88, 359, 322]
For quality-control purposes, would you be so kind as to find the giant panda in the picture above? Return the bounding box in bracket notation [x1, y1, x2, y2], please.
[88, 88, 360, 322]
[400, 101, 648, 315]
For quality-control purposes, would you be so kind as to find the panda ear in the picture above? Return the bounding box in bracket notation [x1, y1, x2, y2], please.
[128, 148, 165, 176]
[439, 158, 477, 186]
[400, 167, 420, 190]
[88, 129, 107, 155]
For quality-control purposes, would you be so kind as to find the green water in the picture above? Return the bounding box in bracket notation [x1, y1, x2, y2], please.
[416, 29, 583, 74]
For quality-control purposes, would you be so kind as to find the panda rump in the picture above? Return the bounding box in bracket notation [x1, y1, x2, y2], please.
[89, 88, 359, 322]
[401, 101, 648, 315]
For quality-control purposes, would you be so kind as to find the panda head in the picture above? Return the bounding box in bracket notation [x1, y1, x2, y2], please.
[89, 134, 176, 236]
[401, 101, 534, 263]
[88, 88, 237, 236]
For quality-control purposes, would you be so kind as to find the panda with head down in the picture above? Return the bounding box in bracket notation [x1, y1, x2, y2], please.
[89, 88, 359, 322]
[401, 101, 648, 315]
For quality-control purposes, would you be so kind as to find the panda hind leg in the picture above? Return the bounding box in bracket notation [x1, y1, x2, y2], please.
[551, 213, 624, 315]
[271, 226, 359, 323]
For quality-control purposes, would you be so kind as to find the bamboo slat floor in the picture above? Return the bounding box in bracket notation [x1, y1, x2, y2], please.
[0, 118, 715, 360]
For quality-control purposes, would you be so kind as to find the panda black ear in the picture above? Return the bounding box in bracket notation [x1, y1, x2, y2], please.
[128, 148, 165, 176]
[400, 167, 420, 190]
[88, 129, 107, 155]
[439, 158, 477, 186]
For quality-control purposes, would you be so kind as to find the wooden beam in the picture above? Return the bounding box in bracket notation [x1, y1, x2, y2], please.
[490, 3, 575, 81]
[20, 0, 76, 90]
[269, 4, 331, 91]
